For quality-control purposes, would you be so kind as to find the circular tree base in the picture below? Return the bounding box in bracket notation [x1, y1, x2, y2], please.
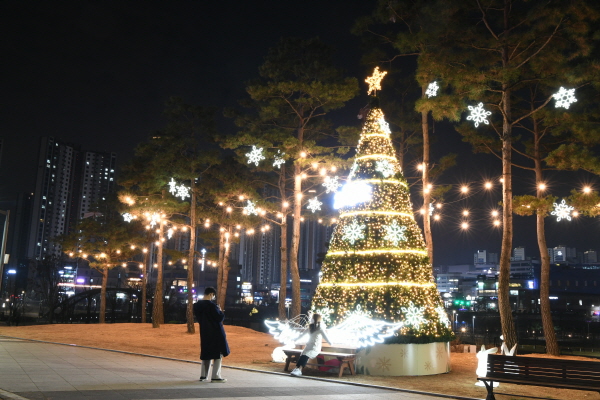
[356, 341, 451, 376]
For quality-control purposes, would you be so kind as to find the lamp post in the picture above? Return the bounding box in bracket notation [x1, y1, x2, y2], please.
[453, 310, 457, 332]
[472, 315, 476, 341]
[0, 210, 9, 299]
[201, 248, 206, 272]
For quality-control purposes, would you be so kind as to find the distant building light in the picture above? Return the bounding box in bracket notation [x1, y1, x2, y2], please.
[7, 269, 16, 274]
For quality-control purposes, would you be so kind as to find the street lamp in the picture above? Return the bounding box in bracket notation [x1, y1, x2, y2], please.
[0, 210, 9, 297]
[201, 248, 206, 272]
[473, 315, 476, 339]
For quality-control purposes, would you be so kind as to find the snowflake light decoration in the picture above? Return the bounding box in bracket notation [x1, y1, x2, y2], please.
[167, 228, 174, 240]
[168, 178, 178, 195]
[429, 203, 434, 216]
[467, 102, 492, 128]
[313, 307, 333, 325]
[273, 150, 285, 169]
[322, 176, 342, 193]
[377, 117, 391, 135]
[349, 162, 358, 178]
[551, 199, 574, 222]
[307, 197, 322, 213]
[149, 213, 161, 228]
[400, 302, 427, 330]
[243, 200, 258, 216]
[435, 306, 451, 327]
[342, 220, 366, 244]
[375, 159, 395, 178]
[122, 213, 134, 223]
[426, 81, 439, 98]
[382, 220, 407, 246]
[175, 184, 190, 201]
[245, 145, 265, 166]
[553, 87, 577, 109]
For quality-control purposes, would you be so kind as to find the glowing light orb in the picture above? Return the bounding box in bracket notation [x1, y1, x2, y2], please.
[333, 181, 372, 209]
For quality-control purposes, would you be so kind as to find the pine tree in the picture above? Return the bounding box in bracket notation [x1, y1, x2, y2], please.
[312, 71, 452, 342]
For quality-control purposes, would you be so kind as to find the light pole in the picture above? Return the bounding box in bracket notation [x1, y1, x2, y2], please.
[201, 248, 206, 272]
[453, 310, 457, 332]
[0, 210, 9, 298]
[472, 315, 476, 340]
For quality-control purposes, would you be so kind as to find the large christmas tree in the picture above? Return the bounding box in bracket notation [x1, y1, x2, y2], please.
[312, 69, 453, 343]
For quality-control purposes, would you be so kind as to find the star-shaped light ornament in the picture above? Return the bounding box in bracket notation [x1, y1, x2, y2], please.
[377, 117, 391, 135]
[322, 176, 342, 193]
[273, 150, 285, 169]
[243, 200, 258, 216]
[307, 197, 322, 213]
[400, 302, 427, 329]
[426, 81, 439, 98]
[342, 220, 366, 245]
[551, 199, 574, 222]
[382, 220, 407, 246]
[122, 213, 134, 223]
[245, 145, 265, 166]
[375, 159, 395, 178]
[553, 87, 577, 109]
[467, 102, 492, 128]
[365, 67, 388, 96]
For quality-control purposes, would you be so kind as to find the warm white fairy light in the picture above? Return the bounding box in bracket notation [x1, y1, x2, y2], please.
[426, 81, 439, 98]
[461, 186, 469, 193]
[551, 199, 574, 222]
[342, 220, 366, 244]
[322, 176, 342, 193]
[122, 213, 134, 222]
[462, 210, 469, 216]
[461, 222, 469, 229]
[307, 197, 322, 213]
[375, 159, 395, 178]
[484, 182, 492, 189]
[382, 220, 407, 246]
[467, 102, 492, 127]
[333, 181, 372, 209]
[273, 150, 285, 169]
[553, 87, 577, 109]
[583, 186, 591, 194]
[243, 200, 258, 216]
[245, 145, 265, 166]
[538, 183, 546, 191]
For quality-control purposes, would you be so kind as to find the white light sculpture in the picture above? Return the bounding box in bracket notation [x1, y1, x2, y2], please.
[245, 145, 265, 166]
[167, 228, 174, 239]
[553, 87, 577, 109]
[400, 302, 426, 329]
[243, 200, 258, 216]
[377, 117, 391, 135]
[382, 220, 407, 246]
[426, 81, 439, 98]
[467, 102, 492, 128]
[551, 199, 574, 221]
[429, 203, 434, 216]
[307, 197, 322, 213]
[322, 176, 342, 193]
[333, 181, 372, 209]
[168, 178, 190, 201]
[375, 159, 395, 178]
[342, 220, 366, 245]
[122, 213, 134, 223]
[273, 150, 285, 169]
[435, 306, 451, 327]
[349, 162, 358, 179]
[168, 178, 178, 195]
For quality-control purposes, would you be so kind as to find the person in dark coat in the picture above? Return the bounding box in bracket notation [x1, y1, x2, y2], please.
[193, 287, 230, 382]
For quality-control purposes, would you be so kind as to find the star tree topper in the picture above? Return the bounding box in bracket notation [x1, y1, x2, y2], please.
[365, 67, 388, 96]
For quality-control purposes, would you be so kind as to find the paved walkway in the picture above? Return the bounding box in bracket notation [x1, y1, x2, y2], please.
[0, 337, 475, 400]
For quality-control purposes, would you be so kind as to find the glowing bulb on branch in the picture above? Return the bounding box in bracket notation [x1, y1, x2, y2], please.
[583, 186, 592, 194]
[462, 210, 469, 216]
[461, 222, 469, 230]
[484, 182, 492, 189]
[434, 215, 440, 221]
[461, 186, 469, 194]
[538, 183, 546, 191]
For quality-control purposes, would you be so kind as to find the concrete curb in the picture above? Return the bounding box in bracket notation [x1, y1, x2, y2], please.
[0, 335, 481, 400]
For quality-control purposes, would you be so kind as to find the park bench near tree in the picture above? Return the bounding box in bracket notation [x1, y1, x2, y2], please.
[282, 346, 356, 377]
[478, 354, 600, 400]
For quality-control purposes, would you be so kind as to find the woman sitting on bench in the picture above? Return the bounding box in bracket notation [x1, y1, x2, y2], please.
[290, 313, 332, 377]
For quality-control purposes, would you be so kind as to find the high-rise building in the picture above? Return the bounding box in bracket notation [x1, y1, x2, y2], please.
[548, 245, 577, 263]
[583, 250, 597, 264]
[27, 137, 116, 260]
[513, 246, 525, 261]
[474, 250, 487, 264]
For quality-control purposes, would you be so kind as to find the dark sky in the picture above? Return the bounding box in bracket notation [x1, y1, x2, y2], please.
[1, 1, 599, 265]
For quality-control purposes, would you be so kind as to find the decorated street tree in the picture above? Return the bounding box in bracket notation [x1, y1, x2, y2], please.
[312, 69, 452, 343]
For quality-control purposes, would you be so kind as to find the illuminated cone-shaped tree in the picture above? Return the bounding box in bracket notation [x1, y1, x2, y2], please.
[312, 69, 453, 343]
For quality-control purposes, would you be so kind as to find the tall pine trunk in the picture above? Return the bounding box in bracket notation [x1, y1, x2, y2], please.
[141, 250, 148, 323]
[533, 136, 559, 355]
[498, 78, 517, 350]
[152, 220, 165, 328]
[217, 227, 231, 309]
[99, 266, 108, 324]
[186, 184, 196, 334]
[278, 165, 289, 319]
[421, 89, 433, 267]
[290, 170, 302, 318]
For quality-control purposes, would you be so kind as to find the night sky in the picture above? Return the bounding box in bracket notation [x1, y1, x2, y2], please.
[2, 1, 599, 265]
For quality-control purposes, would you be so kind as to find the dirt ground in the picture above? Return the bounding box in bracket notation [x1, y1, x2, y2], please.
[0, 324, 598, 399]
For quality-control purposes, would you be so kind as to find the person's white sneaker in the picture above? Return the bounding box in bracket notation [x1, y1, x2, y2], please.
[211, 378, 227, 383]
[290, 368, 302, 376]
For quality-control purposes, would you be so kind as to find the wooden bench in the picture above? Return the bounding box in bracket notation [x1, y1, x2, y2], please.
[478, 354, 600, 400]
[282, 347, 356, 377]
